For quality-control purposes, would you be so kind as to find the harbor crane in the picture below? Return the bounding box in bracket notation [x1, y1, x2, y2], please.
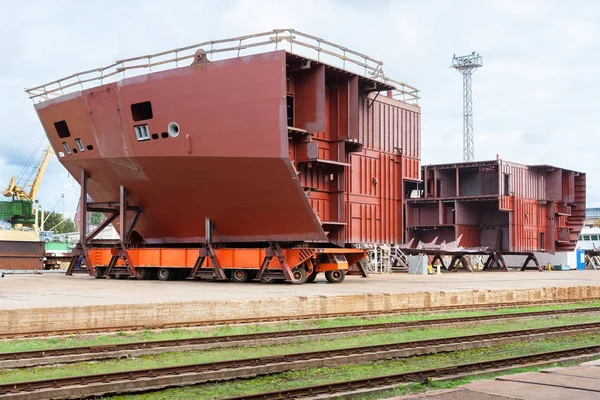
[0, 144, 54, 226]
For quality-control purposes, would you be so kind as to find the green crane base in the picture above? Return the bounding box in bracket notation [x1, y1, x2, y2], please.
[0, 200, 35, 225]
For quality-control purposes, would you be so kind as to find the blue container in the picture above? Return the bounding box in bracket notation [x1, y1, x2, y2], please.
[576, 249, 586, 270]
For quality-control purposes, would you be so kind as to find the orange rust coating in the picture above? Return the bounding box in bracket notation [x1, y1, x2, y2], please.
[88, 247, 367, 271]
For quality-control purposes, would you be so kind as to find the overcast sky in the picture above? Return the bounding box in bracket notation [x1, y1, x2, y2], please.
[1, 0, 599, 215]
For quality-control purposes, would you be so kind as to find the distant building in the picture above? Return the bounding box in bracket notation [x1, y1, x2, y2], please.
[585, 208, 600, 227]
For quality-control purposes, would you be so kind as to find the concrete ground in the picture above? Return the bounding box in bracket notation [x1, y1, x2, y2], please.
[396, 360, 600, 399]
[1, 270, 600, 334]
[1, 270, 600, 309]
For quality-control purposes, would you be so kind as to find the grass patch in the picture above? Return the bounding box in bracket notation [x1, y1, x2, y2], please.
[104, 334, 600, 399]
[2, 299, 600, 354]
[2, 314, 600, 385]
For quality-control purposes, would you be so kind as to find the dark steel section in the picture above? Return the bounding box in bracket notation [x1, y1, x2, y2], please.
[407, 160, 586, 253]
[2, 307, 598, 363]
[0, 240, 44, 270]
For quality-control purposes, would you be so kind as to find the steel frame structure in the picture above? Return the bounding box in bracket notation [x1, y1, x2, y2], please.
[401, 248, 542, 272]
[67, 171, 141, 277]
[67, 170, 368, 282]
[452, 52, 483, 161]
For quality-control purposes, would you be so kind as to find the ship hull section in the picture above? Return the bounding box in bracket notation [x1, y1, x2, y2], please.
[35, 51, 327, 243]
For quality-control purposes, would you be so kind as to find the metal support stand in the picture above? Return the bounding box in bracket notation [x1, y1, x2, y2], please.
[188, 218, 227, 280]
[447, 254, 473, 272]
[482, 251, 509, 271]
[430, 254, 447, 271]
[66, 256, 78, 275]
[68, 171, 141, 278]
[104, 252, 119, 277]
[73, 171, 93, 276]
[188, 244, 227, 280]
[65, 247, 86, 276]
[354, 259, 370, 277]
[521, 253, 542, 271]
[255, 243, 294, 281]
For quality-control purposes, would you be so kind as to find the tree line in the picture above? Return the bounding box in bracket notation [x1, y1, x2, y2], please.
[37, 211, 106, 234]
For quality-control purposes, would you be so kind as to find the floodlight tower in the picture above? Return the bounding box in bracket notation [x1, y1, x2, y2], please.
[452, 52, 483, 161]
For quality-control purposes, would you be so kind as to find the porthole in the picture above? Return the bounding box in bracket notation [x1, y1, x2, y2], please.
[168, 122, 180, 137]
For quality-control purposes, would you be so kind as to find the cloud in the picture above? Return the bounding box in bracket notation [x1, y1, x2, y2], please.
[1, 0, 599, 213]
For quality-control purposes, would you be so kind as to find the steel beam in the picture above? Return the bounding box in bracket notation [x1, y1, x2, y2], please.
[255, 252, 274, 280]
[76, 170, 94, 276]
[86, 213, 118, 242]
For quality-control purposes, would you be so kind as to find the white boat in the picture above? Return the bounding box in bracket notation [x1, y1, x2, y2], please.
[578, 226, 600, 251]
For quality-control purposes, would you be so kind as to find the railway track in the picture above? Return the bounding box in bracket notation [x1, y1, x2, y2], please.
[1, 322, 600, 399]
[223, 345, 600, 400]
[2, 298, 600, 340]
[3, 306, 600, 369]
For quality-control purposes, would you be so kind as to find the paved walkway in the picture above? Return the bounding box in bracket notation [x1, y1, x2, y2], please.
[397, 360, 600, 399]
[1, 270, 600, 309]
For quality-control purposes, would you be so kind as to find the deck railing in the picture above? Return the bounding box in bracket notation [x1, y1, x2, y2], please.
[25, 29, 419, 105]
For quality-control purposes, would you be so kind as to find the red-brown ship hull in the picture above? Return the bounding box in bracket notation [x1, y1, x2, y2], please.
[36, 51, 326, 243]
[34, 48, 421, 246]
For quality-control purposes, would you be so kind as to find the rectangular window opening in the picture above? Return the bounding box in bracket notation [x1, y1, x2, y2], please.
[583, 235, 591, 241]
[592, 235, 599, 241]
[540, 232, 545, 250]
[504, 174, 510, 196]
[286, 95, 294, 127]
[131, 101, 153, 122]
[75, 138, 85, 152]
[333, 254, 347, 263]
[54, 120, 71, 138]
[134, 125, 151, 141]
[62, 142, 72, 155]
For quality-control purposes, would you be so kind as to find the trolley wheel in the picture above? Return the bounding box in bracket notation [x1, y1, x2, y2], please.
[306, 270, 318, 283]
[230, 269, 250, 283]
[157, 268, 172, 281]
[290, 267, 308, 284]
[94, 267, 106, 279]
[325, 270, 345, 283]
[136, 268, 153, 280]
